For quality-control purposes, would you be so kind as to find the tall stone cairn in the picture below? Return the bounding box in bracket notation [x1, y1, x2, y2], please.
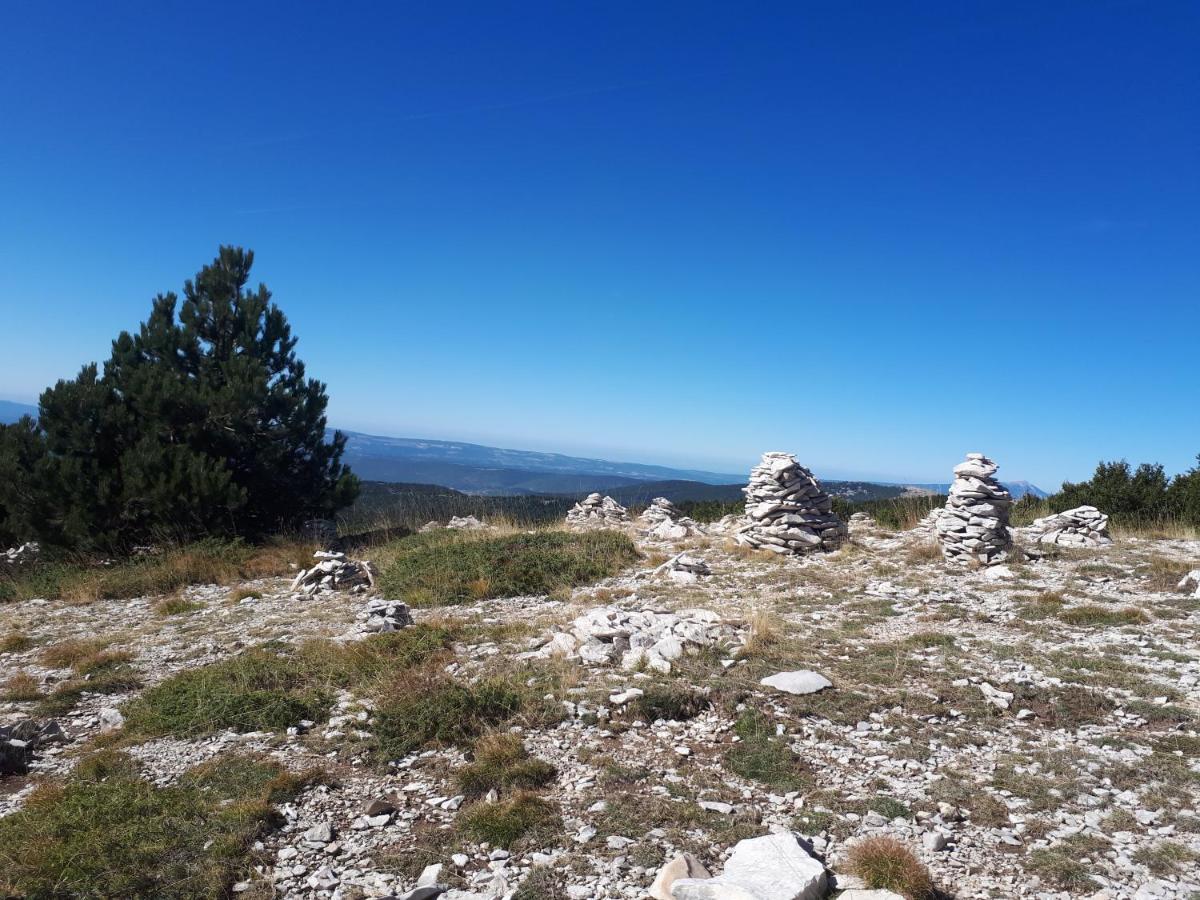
[735, 452, 847, 554]
[565, 493, 630, 529]
[936, 453, 1013, 566]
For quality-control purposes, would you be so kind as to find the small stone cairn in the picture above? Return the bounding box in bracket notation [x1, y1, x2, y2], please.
[1026, 505, 1112, 547]
[734, 452, 847, 553]
[290, 550, 378, 596]
[565, 493, 630, 529]
[533, 605, 740, 674]
[358, 598, 414, 633]
[936, 453, 1013, 566]
[652, 552, 711, 583]
[639, 497, 703, 540]
[2, 542, 40, 567]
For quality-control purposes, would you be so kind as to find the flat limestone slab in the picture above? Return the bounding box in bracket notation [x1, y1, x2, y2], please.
[759, 670, 832, 696]
[671, 832, 827, 900]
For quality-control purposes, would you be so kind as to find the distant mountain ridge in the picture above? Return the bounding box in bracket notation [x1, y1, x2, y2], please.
[900, 480, 1049, 499]
[335, 430, 742, 486]
[0, 400, 38, 424]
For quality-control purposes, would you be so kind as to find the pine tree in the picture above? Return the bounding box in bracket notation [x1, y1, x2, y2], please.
[9, 247, 358, 551]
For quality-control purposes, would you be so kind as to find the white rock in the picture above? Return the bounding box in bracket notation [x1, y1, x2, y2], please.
[651, 853, 711, 900]
[671, 832, 827, 900]
[760, 671, 832, 696]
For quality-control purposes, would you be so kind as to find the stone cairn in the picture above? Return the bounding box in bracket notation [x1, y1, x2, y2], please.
[734, 452, 847, 554]
[936, 453, 1013, 566]
[639, 497, 703, 540]
[652, 552, 711, 583]
[290, 550, 378, 596]
[565, 493, 630, 529]
[1026, 505, 1112, 547]
[358, 598, 414, 633]
[2, 542, 40, 567]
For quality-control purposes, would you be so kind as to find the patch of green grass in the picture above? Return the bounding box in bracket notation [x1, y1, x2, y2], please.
[628, 683, 710, 722]
[723, 711, 812, 791]
[869, 795, 912, 819]
[372, 671, 526, 759]
[375, 529, 639, 606]
[122, 626, 454, 739]
[1126, 700, 1195, 725]
[0, 750, 317, 899]
[1058, 604, 1150, 627]
[1133, 841, 1197, 875]
[456, 734, 557, 798]
[1028, 842, 1102, 891]
[36, 664, 143, 715]
[457, 791, 562, 849]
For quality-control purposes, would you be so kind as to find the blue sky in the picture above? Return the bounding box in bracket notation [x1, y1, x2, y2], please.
[1, 2, 1196, 489]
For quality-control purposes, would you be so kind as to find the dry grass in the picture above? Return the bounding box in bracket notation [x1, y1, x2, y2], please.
[905, 540, 943, 564]
[1, 672, 42, 701]
[1057, 604, 1150, 627]
[1, 631, 34, 653]
[0, 539, 313, 605]
[740, 607, 780, 657]
[38, 636, 113, 669]
[844, 835, 935, 899]
[455, 733, 556, 798]
[153, 596, 204, 616]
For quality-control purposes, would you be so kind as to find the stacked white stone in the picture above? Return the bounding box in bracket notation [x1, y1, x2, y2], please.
[290, 550, 378, 596]
[1026, 505, 1112, 547]
[565, 493, 630, 528]
[1, 542, 39, 567]
[639, 497, 703, 540]
[652, 552, 711, 583]
[936, 453, 1013, 566]
[358, 597, 413, 633]
[734, 452, 847, 554]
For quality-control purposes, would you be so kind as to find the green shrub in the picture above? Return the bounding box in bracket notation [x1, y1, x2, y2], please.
[456, 734, 556, 797]
[376, 529, 639, 606]
[0, 750, 315, 899]
[457, 792, 561, 848]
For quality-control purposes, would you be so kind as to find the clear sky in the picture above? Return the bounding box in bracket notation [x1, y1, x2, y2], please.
[1, 2, 1196, 489]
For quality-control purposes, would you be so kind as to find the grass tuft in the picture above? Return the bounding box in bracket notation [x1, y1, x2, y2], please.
[455, 733, 557, 798]
[457, 791, 562, 848]
[844, 835, 935, 899]
[372, 670, 526, 759]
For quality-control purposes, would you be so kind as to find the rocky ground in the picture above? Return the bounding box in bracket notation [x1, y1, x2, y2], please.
[2, 518, 1198, 900]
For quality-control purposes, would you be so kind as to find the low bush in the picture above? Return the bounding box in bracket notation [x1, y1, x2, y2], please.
[844, 835, 935, 899]
[455, 733, 557, 798]
[375, 529, 639, 606]
[457, 791, 561, 848]
[0, 750, 317, 899]
[0, 631, 33, 653]
[2, 672, 42, 701]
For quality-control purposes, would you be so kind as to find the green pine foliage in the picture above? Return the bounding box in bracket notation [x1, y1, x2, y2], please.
[0, 247, 358, 550]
